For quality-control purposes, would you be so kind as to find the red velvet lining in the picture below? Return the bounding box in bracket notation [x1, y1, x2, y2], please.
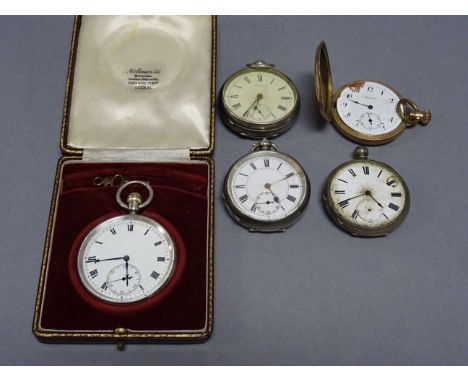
[40, 161, 209, 332]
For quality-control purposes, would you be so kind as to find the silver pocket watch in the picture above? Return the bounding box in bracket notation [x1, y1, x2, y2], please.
[77, 181, 176, 304]
[223, 138, 310, 232]
[219, 60, 300, 138]
[323, 146, 410, 237]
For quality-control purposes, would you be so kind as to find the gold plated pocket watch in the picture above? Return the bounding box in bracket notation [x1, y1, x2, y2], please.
[219, 60, 300, 138]
[223, 138, 310, 232]
[323, 146, 410, 237]
[315, 41, 431, 145]
[77, 181, 176, 304]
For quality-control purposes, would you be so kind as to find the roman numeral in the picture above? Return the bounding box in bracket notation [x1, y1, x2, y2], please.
[339, 200, 349, 208]
[154, 241, 162, 246]
[334, 190, 345, 194]
[377, 170, 382, 178]
[243, 76, 251, 83]
[250, 162, 257, 170]
[286, 195, 296, 203]
[281, 96, 291, 100]
[85, 256, 97, 263]
[286, 172, 295, 178]
[277, 105, 287, 111]
[278, 86, 286, 91]
[383, 213, 389, 220]
[109, 228, 117, 235]
[235, 184, 246, 189]
[144, 229, 149, 236]
[351, 210, 359, 219]
[338, 178, 348, 183]
[363, 166, 370, 175]
[348, 169, 357, 177]
[257, 74, 262, 81]
[157, 257, 166, 262]
[127, 224, 134, 232]
[239, 172, 248, 177]
[150, 271, 160, 280]
[290, 185, 299, 188]
[277, 162, 283, 170]
[94, 241, 103, 245]
[250, 203, 257, 212]
[264, 158, 270, 167]
[232, 103, 241, 110]
[386, 178, 397, 186]
[391, 192, 402, 197]
[229, 94, 239, 98]
[101, 282, 108, 290]
[388, 203, 400, 211]
[239, 194, 248, 203]
[89, 269, 99, 279]
[270, 78, 275, 84]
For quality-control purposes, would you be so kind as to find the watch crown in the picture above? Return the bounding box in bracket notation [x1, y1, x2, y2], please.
[247, 60, 275, 69]
[354, 146, 369, 160]
[127, 192, 142, 214]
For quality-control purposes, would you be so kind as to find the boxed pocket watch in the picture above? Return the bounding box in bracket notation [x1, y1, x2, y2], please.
[33, 16, 216, 347]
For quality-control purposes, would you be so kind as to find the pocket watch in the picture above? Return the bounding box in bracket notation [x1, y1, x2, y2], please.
[219, 60, 300, 138]
[77, 181, 176, 304]
[323, 146, 410, 237]
[223, 138, 310, 232]
[315, 41, 431, 145]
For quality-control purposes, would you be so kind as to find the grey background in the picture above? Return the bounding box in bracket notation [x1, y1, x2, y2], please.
[0, 15, 467, 365]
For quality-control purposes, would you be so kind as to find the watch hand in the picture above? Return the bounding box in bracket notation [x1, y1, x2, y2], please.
[243, 93, 263, 117]
[125, 259, 129, 287]
[340, 193, 367, 203]
[107, 276, 134, 284]
[88, 256, 125, 263]
[349, 99, 373, 109]
[264, 183, 280, 203]
[367, 193, 383, 208]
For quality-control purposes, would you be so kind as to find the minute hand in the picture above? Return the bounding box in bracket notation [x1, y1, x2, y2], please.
[87, 256, 126, 263]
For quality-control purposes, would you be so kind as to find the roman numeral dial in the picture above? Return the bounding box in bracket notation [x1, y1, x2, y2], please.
[77, 216, 176, 304]
[225, 142, 310, 231]
[325, 152, 408, 235]
[221, 63, 299, 136]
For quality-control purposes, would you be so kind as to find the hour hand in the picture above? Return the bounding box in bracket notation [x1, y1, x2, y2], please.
[349, 99, 373, 109]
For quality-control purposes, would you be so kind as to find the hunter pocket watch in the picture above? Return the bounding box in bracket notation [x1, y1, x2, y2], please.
[323, 146, 410, 237]
[219, 60, 300, 138]
[223, 138, 310, 232]
[77, 181, 176, 304]
[315, 41, 431, 145]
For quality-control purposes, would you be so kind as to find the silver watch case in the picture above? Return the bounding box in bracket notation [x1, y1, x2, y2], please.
[322, 158, 410, 237]
[219, 61, 300, 139]
[223, 140, 310, 232]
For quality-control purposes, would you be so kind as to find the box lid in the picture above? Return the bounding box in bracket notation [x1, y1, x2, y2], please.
[61, 16, 216, 158]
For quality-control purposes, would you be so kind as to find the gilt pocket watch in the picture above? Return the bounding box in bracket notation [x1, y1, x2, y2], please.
[76, 181, 176, 304]
[223, 138, 310, 232]
[323, 146, 410, 237]
[315, 41, 431, 145]
[219, 60, 300, 138]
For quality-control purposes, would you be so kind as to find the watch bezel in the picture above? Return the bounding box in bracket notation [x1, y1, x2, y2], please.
[323, 158, 410, 237]
[223, 149, 310, 232]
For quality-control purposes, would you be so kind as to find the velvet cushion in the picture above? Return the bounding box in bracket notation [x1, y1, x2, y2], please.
[39, 160, 209, 332]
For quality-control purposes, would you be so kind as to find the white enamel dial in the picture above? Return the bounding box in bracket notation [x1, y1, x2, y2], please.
[77, 215, 175, 304]
[336, 81, 402, 135]
[229, 154, 306, 222]
[223, 70, 297, 124]
[328, 160, 407, 229]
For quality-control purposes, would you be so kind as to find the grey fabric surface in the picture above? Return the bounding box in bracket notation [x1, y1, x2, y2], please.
[0, 15, 467, 365]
